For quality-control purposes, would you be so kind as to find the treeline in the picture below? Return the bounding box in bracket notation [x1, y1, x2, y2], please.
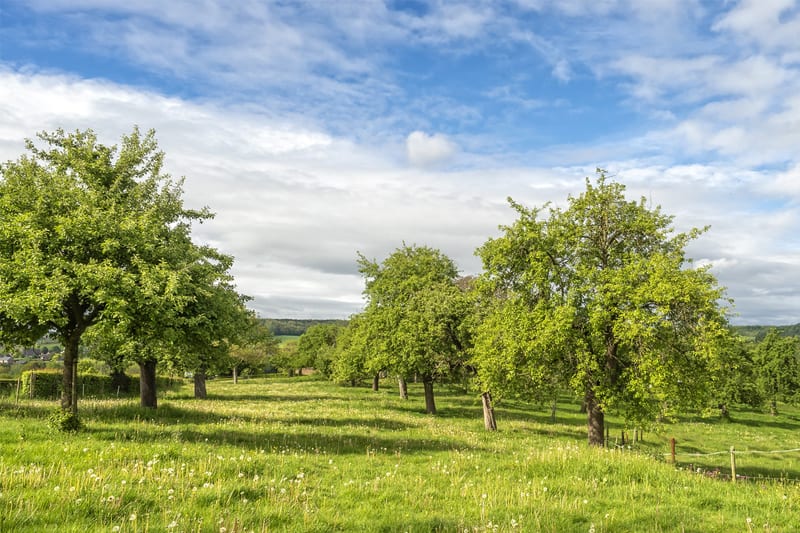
[733, 323, 800, 341]
[286, 173, 800, 446]
[261, 318, 349, 337]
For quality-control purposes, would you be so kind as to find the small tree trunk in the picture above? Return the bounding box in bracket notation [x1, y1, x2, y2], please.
[139, 360, 158, 409]
[372, 373, 380, 392]
[481, 392, 497, 431]
[233, 365, 238, 385]
[770, 399, 778, 416]
[194, 371, 207, 399]
[398, 377, 408, 400]
[585, 388, 604, 446]
[61, 333, 81, 413]
[288, 368, 295, 377]
[719, 403, 729, 419]
[550, 396, 558, 422]
[423, 378, 436, 414]
[350, 378, 356, 387]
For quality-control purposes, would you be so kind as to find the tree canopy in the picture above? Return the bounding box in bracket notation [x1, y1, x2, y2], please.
[356, 244, 470, 413]
[0, 127, 230, 415]
[473, 171, 730, 445]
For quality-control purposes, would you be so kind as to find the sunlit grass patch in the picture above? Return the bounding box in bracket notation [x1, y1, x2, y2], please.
[2, 377, 800, 532]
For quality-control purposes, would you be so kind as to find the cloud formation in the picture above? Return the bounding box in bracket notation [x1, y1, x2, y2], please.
[1, 1, 799, 325]
[406, 131, 458, 167]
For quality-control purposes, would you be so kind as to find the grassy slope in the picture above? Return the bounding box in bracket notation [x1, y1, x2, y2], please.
[1, 378, 798, 532]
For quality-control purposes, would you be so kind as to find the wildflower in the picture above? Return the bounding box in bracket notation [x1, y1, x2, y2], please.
[53, 486, 60, 492]
[129, 514, 137, 521]
[167, 520, 178, 529]
[112, 527, 120, 532]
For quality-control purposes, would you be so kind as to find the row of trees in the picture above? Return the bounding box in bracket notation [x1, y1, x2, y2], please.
[298, 173, 799, 445]
[0, 128, 276, 420]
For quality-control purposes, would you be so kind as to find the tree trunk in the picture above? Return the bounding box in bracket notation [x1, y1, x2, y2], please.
[233, 365, 238, 385]
[61, 333, 81, 413]
[139, 360, 158, 409]
[372, 373, 380, 392]
[110, 370, 131, 394]
[398, 377, 408, 400]
[288, 368, 295, 377]
[194, 371, 207, 399]
[481, 391, 497, 431]
[586, 389, 604, 446]
[423, 378, 436, 414]
[550, 396, 558, 422]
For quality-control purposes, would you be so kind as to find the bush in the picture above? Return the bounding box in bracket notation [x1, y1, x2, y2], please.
[47, 408, 83, 432]
[20, 369, 62, 399]
[19, 369, 185, 399]
[0, 378, 20, 398]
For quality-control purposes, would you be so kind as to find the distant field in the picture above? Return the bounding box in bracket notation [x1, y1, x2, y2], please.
[275, 335, 299, 345]
[1, 378, 799, 532]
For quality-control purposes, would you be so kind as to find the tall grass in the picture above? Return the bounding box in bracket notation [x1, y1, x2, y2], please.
[1, 378, 799, 532]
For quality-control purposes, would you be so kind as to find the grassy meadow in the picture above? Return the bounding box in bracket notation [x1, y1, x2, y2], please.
[1, 377, 799, 532]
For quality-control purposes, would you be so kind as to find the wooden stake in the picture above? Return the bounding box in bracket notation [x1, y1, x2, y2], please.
[481, 392, 497, 431]
[730, 446, 736, 483]
[670, 437, 677, 464]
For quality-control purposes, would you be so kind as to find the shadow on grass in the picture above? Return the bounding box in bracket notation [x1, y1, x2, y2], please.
[85, 425, 484, 455]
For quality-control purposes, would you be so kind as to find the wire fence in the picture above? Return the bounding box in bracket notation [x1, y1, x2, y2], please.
[663, 441, 800, 483]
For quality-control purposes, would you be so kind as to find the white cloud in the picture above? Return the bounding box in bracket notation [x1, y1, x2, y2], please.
[405, 131, 458, 167]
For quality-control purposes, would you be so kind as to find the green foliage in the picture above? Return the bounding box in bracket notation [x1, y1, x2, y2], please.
[734, 323, 800, 341]
[296, 323, 342, 377]
[0, 127, 216, 413]
[20, 369, 62, 399]
[262, 318, 348, 336]
[754, 329, 800, 412]
[330, 314, 371, 385]
[19, 369, 182, 399]
[47, 408, 83, 433]
[474, 171, 730, 442]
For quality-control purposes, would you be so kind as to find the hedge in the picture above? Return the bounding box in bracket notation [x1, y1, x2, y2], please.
[0, 378, 21, 398]
[19, 370, 184, 400]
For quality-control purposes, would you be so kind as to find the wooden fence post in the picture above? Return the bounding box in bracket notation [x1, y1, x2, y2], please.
[670, 437, 677, 464]
[15, 377, 21, 404]
[730, 446, 736, 483]
[481, 392, 497, 431]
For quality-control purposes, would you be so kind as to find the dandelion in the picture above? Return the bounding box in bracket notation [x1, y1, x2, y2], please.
[112, 526, 120, 532]
[129, 514, 137, 521]
[583, 499, 588, 504]
[238, 472, 245, 478]
[588, 524, 596, 533]
[167, 520, 178, 529]
[53, 486, 60, 492]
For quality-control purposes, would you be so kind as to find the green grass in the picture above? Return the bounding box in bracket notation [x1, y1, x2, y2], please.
[1, 378, 799, 532]
[275, 335, 299, 345]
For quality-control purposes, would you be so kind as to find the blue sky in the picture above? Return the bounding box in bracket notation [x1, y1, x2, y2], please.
[1, 0, 799, 324]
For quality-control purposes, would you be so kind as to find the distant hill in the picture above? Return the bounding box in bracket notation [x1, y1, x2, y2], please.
[261, 318, 348, 337]
[733, 323, 800, 341]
